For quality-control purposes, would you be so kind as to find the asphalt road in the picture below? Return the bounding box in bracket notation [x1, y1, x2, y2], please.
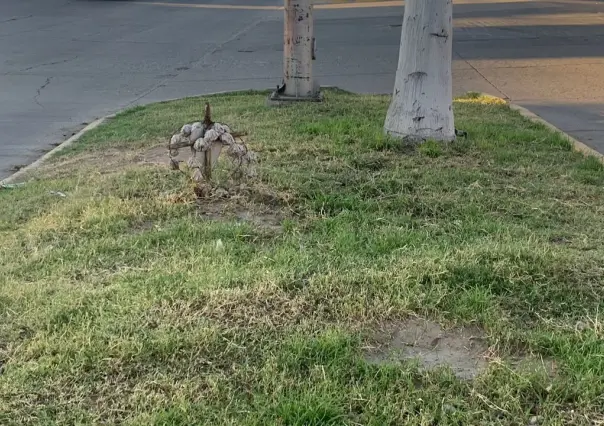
[1, 0, 604, 179]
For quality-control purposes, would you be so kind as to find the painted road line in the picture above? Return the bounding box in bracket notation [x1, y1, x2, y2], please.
[132, 0, 550, 12]
[134, 2, 281, 10]
[132, 1, 403, 10]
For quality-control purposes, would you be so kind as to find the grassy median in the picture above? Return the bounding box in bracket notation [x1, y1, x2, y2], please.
[1, 89, 603, 425]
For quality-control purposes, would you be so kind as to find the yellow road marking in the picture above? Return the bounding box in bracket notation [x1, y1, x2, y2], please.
[133, 0, 542, 12]
[455, 13, 604, 27]
[318, 1, 401, 9]
[132, 0, 600, 12]
[133, 1, 404, 10]
[135, 1, 281, 10]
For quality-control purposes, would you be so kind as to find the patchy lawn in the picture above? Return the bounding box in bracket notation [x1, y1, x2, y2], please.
[1, 89, 603, 425]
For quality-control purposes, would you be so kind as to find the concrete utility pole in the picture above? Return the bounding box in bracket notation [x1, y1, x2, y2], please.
[269, 0, 322, 103]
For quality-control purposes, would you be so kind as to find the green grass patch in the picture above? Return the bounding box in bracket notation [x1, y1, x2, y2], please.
[1, 89, 604, 425]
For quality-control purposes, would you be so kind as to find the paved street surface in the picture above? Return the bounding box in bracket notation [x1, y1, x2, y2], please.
[1, 0, 604, 179]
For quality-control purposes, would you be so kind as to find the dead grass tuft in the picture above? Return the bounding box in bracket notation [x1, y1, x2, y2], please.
[154, 288, 313, 329]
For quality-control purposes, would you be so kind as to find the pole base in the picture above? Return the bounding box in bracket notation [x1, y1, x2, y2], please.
[267, 90, 324, 106]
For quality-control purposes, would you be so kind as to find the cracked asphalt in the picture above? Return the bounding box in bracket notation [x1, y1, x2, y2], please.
[1, 0, 604, 179]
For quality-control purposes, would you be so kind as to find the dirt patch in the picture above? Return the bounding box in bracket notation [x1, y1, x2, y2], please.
[196, 189, 285, 232]
[133, 144, 178, 166]
[35, 142, 176, 180]
[35, 140, 286, 231]
[192, 180, 292, 232]
[199, 202, 283, 231]
[365, 318, 489, 380]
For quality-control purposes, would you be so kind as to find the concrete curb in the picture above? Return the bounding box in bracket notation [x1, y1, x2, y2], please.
[1, 116, 112, 185]
[472, 92, 603, 162]
[507, 103, 604, 163]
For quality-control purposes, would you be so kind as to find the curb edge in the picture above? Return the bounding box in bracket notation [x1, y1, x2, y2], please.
[1, 116, 112, 185]
[507, 103, 604, 162]
[473, 91, 603, 162]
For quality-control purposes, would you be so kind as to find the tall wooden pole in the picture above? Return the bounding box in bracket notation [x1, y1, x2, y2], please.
[269, 0, 321, 103]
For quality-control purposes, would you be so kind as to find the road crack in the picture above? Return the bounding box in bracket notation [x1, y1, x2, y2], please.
[21, 56, 79, 72]
[455, 51, 510, 101]
[0, 15, 33, 24]
[34, 77, 52, 108]
[126, 14, 272, 106]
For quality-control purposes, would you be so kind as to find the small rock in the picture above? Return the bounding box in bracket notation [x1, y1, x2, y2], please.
[529, 415, 542, 425]
[442, 404, 456, 414]
[192, 169, 204, 183]
[575, 321, 588, 332]
[180, 124, 192, 136]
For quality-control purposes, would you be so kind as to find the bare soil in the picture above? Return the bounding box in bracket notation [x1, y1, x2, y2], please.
[365, 318, 490, 380]
[195, 183, 287, 232]
[365, 318, 558, 381]
[33, 143, 176, 180]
